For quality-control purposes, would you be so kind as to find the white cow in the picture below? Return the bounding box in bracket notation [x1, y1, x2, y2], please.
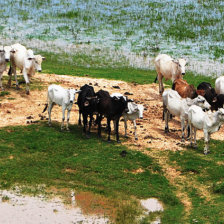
[8, 43, 45, 94]
[0, 46, 7, 90]
[163, 89, 211, 141]
[188, 105, 224, 154]
[4, 45, 12, 62]
[42, 84, 81, 131]
[111, 93, 144, 140]
[215, 76, 224, 95]
[155, 54, 187, 94]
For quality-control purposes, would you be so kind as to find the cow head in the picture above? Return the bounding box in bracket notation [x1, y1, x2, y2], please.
[4, 46, 12, 62]
[0, 46, 5, 58]
[85, 96, 99, 112]
[196, 95, 211, 111]
[69, 89, 81, 104]
[218, 108, 224, 121]
[34, 55, 45, 72]
[173, 58, 187, 75]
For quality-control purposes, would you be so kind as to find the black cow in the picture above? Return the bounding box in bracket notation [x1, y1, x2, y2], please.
[213, 94, 224, 111]
[197, 82, 217, 109]
[96, 90, 128, 143]
[77, 84, 98, 138]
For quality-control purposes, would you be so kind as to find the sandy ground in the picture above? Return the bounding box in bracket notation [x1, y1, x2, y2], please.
[1, 72, 224, 151]
[1, 72, 224, 223]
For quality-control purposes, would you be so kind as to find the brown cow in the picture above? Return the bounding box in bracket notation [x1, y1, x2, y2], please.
[172, 78, 199, 99]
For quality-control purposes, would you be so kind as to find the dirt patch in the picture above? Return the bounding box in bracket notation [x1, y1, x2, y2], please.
[1, 72, 224, 151]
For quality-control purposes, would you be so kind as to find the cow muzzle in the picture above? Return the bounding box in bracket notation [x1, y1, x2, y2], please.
[38, 70, 42, 72]
[70, 100, 73, 104]
[5, 59, 9, 62]
[182, 73, 185, 75]
[139, 117, 143, 119]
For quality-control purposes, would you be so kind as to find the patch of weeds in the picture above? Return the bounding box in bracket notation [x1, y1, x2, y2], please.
[115, 199, 142, 224]
[213, 182, 224, 194]
[0, 91, 10, 97]
[1, 195, 10, 202]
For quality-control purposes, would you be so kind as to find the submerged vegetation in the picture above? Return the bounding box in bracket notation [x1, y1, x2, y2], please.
[0, 0, 223, 76]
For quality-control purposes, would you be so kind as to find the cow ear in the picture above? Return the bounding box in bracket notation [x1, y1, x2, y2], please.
[42, 57, 46, 60]
[10, 49, 16, 54]
[212, 97, 217, 103]
[172, 59, 178, 64]
[127, 99, 133, 102]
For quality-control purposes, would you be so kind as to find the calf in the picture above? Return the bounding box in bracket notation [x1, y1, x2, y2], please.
[43, 84, 80, 130]
[188, 105, 224, 154]
[8, 43, 45, 94]
[197, 82, 217, 108]
[154, 54, 187, 94]
[77, 84, 98, 137]
[96, 90, 128, 142]
[0, 46, 7, 90]
[111, 93, 144, 140]
[172, 78, 198, 99]
[163, 89, 211, 141]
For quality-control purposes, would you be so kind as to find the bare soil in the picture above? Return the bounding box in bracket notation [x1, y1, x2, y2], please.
[1, 72, 224, 151]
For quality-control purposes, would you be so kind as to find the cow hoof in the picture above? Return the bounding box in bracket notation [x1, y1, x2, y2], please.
[26, 90, 30, 95]
[165, 129, 169, 133]
[125, 135, 128, 139]
[117, 140, 121, 144]
[193, 144, 198, 149]
[16, 86, 20, 90]
[107, 140, 111, 143]
[135, 137, 138, 140]
[66, 129, 70, 132]
[181, 139, 185, 143]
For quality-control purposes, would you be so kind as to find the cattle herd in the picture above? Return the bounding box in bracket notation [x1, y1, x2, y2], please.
[1, 45, 224, 155]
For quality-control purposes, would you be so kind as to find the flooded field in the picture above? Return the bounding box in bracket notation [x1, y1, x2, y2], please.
[0, 0, 223, 76]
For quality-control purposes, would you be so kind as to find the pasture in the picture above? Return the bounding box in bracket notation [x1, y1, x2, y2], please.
[0, 0, 224, 223]
[0, 69, 224, 223]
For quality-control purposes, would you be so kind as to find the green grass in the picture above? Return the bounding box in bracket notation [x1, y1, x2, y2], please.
[167, 140, 224, 223]
[41, 51, 217, 87]
[0, 123, 182, 223]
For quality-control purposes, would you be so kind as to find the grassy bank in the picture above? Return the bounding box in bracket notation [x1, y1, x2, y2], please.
[41, 51, 216, 87]
[0, 123, 182, 223]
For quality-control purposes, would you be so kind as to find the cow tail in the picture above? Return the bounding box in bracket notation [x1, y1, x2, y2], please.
[154, 76, 158, 83]
[172, 82, 176, 90]
[8, 65, 12, 76]
[42, 92, 49, 113]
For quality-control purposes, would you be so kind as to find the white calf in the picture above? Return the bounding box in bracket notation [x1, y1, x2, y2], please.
[110, 93, 144, 140]
[215, 76, 224, 95]
[0, 46, 7, 90]
[43, 84, 80, 130]
[163, 89, 211, 141]
[188, 105, 224, 154]
[123, 102, 144, 140]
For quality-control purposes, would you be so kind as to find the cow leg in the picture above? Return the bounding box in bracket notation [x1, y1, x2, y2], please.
[189, 123, 193, 147]
[107, 118, 111, 142]
[181, 117, 185, 142]
[0, 72, 4, 91]
[115, 118, 120, 143]
[48, 102, 54, 126]
[78, 111, 82, 125]
[97, 114, 103, 138]
[66, 109, 71, 131]
[87, 113, 93, 138]
[83, 113, 87, 134]
[23, 70, 30, 95]
[61, 106, 66, 131]
[165, 110, 169, 133]
[193, 127, 197, 148]
[13, 67, 19, 90]
[133, 120, 138, 140]
[124, 118, 128, 138]
[204, 131, 210, 155]
[158, 73, 164, 94]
